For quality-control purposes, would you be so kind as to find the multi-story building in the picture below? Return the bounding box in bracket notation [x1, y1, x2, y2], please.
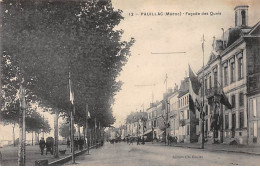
[197, 5, 260, 145]
[125, 111, 147, 140]
[145, 103, 157, 141]
[246, 22, 260, 144]
[168, 85, 179, 138]
[178, 77, 199, 143]
[155, 101, 163, 140]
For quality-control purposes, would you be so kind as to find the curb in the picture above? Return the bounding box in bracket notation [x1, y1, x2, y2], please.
[171, 145, 260, 156]
[48, 145, 97, 166]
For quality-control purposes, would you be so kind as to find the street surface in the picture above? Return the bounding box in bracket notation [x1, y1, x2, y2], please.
[66, 142, 260, 166]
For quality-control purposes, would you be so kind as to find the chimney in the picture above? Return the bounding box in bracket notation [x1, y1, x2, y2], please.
[215, 40, 224, 52]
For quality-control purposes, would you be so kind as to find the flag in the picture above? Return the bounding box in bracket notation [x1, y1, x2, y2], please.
[87, 111, 91, 119]
[195, 99, 202, 112]
[189, 94, 196, 114]
[189, 65, 201, 95]
[69, 72, 74, 105]
[213, 78, 232, 109]
[188, 65, 202, 115]
[86, 104, 91, 119]
[95, 118, 97, 129]
[220, 90, 232, 109]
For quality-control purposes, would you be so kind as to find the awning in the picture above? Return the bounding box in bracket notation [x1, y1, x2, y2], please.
[142, 129, 153, 136]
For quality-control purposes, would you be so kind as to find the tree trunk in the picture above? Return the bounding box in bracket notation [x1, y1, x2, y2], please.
[77, 124, 80, 138]
[54, 111, 59, 158]
[31, 131, 33, 146]
[13, 123, 15, 147]
[83, 125, 86, 148]
[18, 111, 23, 165]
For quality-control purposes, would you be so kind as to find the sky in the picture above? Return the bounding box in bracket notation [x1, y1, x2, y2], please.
[111, 0, 260, 127]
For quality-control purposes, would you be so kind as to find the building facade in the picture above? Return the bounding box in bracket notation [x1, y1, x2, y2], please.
[197, 5, 260, 145]
[168, 86, 179, 138]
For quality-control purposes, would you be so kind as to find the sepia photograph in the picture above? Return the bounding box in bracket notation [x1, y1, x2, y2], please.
[0, 0, 260, 166]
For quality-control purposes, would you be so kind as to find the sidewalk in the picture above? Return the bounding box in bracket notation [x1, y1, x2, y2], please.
[0, 144, 86, 166]
[147, 141, 260, 155]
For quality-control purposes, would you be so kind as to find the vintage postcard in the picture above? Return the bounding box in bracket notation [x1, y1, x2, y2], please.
[0, 0, 260, 166]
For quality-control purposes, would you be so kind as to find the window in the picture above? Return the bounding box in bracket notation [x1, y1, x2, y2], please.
[224, 66, 228, 86]
[232, 95, 236, 108]
[204, 78, 207, 94]
[235, 11, 237, 26]
[253, 122, 257, 137]
[205, 120, 208, 134]
[225, 115, 229, 129]
[241, 10, 246, 25]
[214, 70, 218, 87]
[209, 76, 212, 89]
[230, 62, 235, 83]
[238, 57, 243, 79]
[240, 111, 244, 129]
[196, 125, 199, 135]
[253, 99, 257, 117]
[184, 110, 187, 119]
[187, 125, 190, 135]
[239, 93, 244, 107]
[187, 110, 190, 119]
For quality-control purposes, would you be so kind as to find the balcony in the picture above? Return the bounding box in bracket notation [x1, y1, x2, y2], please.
[205, 87, 222, 99]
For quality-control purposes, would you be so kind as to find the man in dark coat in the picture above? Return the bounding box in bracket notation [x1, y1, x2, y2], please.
[39, 137, 46, 155]
[46, 137, 54, 155]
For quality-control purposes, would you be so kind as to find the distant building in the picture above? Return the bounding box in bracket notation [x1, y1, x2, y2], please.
[168, 85, 179, 138]
[145, 103, 157, 141]
[125, 111, 147, 139]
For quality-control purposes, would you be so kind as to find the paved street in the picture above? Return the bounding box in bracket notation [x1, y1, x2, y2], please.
[66, 142, 260, 166]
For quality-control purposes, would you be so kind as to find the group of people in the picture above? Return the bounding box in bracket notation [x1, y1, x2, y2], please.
[39, 137, 54, 155]
[67, 137, 85, 151]
[126, 136, 145, 145]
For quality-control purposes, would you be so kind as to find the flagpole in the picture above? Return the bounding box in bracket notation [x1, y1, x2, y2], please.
[86, 104, 89, 154]
[201, 34, 205, 149]
[71, 105, 75, 163]
[95, 118, 97, 147]
[69, 71, 75, 164]
[165, 73, 168, 145]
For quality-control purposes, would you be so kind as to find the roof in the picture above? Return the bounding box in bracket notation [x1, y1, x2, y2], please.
[178, 77, 189, 98]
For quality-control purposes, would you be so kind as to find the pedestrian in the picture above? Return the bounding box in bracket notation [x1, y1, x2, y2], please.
[129, 137, 133, 145]
[67, 138, 70, 149]
[46, 137, 54, 155]
[74, 138, 78, 151]
[39, 137, 46, 155]
[79, 137, 83, 151]
[137, 137, 140, 145]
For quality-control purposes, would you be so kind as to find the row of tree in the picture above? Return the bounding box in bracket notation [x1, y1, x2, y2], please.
[1, 0, 134, 155]
[1, 0, 134, 128]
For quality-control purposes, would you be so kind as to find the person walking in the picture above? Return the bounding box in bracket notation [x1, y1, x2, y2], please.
[39, 137, 46, 155]
[137, 137, 140, 145]
[67, 138, 70, 148]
